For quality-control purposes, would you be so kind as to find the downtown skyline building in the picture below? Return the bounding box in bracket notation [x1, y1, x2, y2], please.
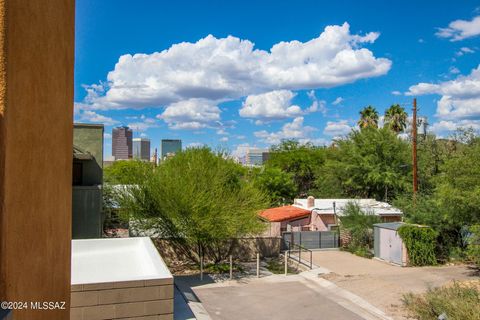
[161, 139, 182, 160]
[133, 138, 151, 161]
[112, 126, 133, 160]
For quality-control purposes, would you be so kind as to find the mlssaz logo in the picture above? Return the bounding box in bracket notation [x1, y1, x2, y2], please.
[30, 302, 66, 310]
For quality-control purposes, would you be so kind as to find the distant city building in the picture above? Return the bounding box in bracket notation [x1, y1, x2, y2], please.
[112, 126, 133, 160]
[246, 148, 269, 166]
[161, 139, 182, 160]
[133, 138, 151, 161]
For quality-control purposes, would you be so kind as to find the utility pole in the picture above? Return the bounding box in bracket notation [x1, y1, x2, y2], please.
[412, 98, 418, 205]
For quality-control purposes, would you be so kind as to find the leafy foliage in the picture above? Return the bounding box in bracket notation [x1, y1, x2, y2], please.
[266, 140, 325, 196]
[115, 147, 268, 264]
[398, 225, 437, 266]
[104, 160, 153, 184]
[252, 166, 297, 206]
[340, 202, 380, 256]
[319, 128, 410, 200]
[435, 138, 480, 227]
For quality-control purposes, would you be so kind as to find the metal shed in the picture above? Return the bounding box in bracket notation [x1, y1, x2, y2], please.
[373, 222, 407, 266]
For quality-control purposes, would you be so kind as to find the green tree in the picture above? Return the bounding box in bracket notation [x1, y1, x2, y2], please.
[252, 166, 297, 206]
[384, 104, 408, 133]
[358, 105, 379, 129]
[266, 139, 326, 196]
[319, 128, 410, 201]
[104, 160, 153, 184]
[435, 137, 480, 226]
[115, 147, 268, 264]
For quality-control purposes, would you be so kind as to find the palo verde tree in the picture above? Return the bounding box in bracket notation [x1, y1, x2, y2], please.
[115, 147, 268, 264]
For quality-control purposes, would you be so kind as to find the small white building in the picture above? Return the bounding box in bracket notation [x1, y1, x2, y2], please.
[373, 222, 408, 266]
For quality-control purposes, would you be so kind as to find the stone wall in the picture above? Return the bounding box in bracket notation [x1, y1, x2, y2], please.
[154, 237, 282, 266]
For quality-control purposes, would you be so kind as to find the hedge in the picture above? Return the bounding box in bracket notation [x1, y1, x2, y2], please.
[398, 225, 437, 266]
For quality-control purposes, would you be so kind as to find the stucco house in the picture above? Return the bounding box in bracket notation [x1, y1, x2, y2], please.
[259, 197, 403, 236]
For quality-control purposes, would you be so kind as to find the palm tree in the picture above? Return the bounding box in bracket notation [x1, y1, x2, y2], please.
[384, 104, 408, 134]
[358, 106, 379, 129]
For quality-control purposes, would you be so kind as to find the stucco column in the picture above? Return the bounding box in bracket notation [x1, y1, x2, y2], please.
[0, 1, 75, 319]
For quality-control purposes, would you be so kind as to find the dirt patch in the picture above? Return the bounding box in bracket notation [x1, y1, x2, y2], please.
[312, 251, 474, 320]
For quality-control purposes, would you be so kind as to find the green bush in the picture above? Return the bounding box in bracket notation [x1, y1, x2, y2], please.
[467, 225, 480, 268]
[204, 263, 242, 274]
[398, 225, 437, 266]
[341, 202, 380, 257]
[403, 282, 480, 320]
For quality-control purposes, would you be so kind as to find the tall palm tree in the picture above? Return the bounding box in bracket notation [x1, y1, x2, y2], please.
[358, 105, 379, 129]
[384, 104, 408, 134]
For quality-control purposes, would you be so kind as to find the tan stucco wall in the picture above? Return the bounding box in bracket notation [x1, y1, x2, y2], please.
[0, 1, 75, 319]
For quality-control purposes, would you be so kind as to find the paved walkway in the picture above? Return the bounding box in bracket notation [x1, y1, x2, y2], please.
[311, 251, 474, 319]
[176, 271, 392, 320]
[174, 285, 196, 320]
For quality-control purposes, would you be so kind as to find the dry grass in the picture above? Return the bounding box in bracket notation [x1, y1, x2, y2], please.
[403, 280, 480, 320]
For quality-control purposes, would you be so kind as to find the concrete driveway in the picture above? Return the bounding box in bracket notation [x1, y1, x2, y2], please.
[312, 251, 474, 319]
[177, 272, 392, 320]
[194, 279, 363, 320]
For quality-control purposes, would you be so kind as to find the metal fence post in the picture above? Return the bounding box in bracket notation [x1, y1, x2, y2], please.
[229, 255, 233, 280]
[200, 249, 204, 281]
[256, 253, 260, 278]
[284, 251, 288, 276]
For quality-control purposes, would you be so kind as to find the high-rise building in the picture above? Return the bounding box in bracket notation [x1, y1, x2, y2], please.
[161, 139, 182, 160]
[246, 148, 269, 166]
[133, 138, 151, 161]
[112, 126, 133, 160]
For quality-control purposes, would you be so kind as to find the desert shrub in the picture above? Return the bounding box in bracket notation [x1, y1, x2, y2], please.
[403, 282, 480, 320]
[340, 202, 380, 257]
[398, 225, 437, 266]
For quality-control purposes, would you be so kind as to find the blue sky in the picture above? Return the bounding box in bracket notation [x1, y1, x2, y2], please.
[74, 1, 480, 158]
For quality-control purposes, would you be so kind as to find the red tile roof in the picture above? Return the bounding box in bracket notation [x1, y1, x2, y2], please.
[259, 205, 311, 222]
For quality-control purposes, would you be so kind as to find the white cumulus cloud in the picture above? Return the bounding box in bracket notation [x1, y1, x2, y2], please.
[76, 110, 119, 126]
[78, 23, 390, 129]
[407, 65, 480, 119]
[157, 98, 221, 130]
[436, 16, 480, 41]
[254, 117, 319, 144]
[323, 120, 352, 136]
[332, 97, 344, 105]
[430, 119, 480, 136]
[127, 117, 159, 132]
[239, 90, 303, 119]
